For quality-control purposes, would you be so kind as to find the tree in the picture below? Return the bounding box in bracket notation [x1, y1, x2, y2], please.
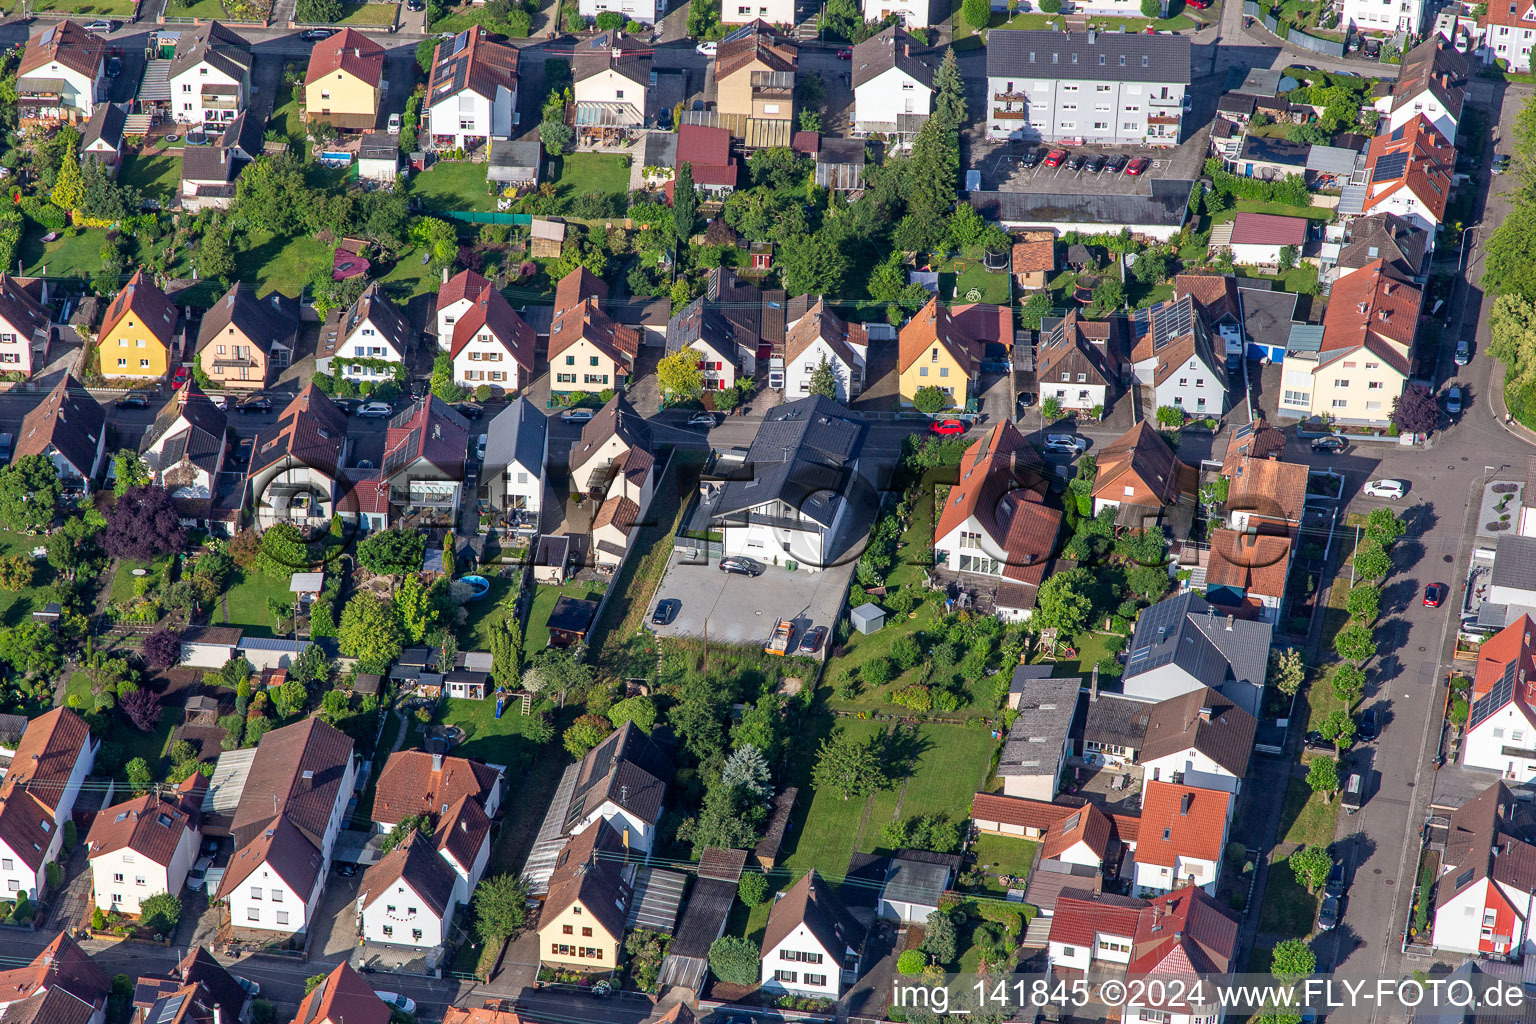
[1352, 541, 1392, 581]
[1269, 936, 1317, 983]
[1346, 582, 1382, 622]
[357, 530, 426, 579]
[139, 892, 181, 933]
[289, 643, 330, 688]
[1332, 663, 1366, 707]
[1277, 244, 1299, 271]
[112, 450, 151, 497]
[922, 909, 958, 965]
[380, 814, 433, 854]
[812, 732, 888, 800]
[807, 355, 839, 400]
[1156, 404, 1186, 428]
[897, 949, 927, 975]
[657, 349, 704, 402]
[0, 555, 32, 592]
[104, 486, 185, 561]
[124, 757, 152, 795]
[708, 935, 760, 985]
[472, 874, 530, 945]
[1389, 383, 1440, 436]
[1365, 507, 1407, 550]
[122, 689, 160, 732]
[1491, 293, 1536, 393]
[49, 140, 82, 212]
[337, 594, 404, 673]
[1268, 647, 1305, 697]
[674, 161, 699, 242]
[0, 455, 60, 532]
[1087, 276, 1125, 317]
[907, 115, 958, 222]
[1287, 844, 1332, 895]
[779, 231, 848, 297]
[429, 351, 465, 403]
[395, 574, 439, 644]
[608, 695, 657, 732]
[913, 385, 950, 414]
[198, 219, 235, 283]
[295, 0, 342, 20]
[933, 48, 967, 129]
[1334, 622, 1377, 664]
[1035, 568, 1094, 638]
[737, 872, 769, 907]
[1041, 396, 1063, 420]
[1129, 248, 1169, 285]
[722, 744, 772, 800]
[961, 0, 989, 30]
[564, 714, 612, 757]
[1318, 708, 1356, 750]
[0, 622, 60, 678]
[1307, 756, 1340, 798]
[1483, 207, 1536, 302]
[686, 0, 721, 37]
[489, 620, 523, 688]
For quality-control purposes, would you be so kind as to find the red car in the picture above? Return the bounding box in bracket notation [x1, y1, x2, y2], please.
[1125, 157, 1152, 176]
[836, 47, 853, 58]
[1423, 582, 1448, 607]
[929, 419, 967, 436]
[1186, 0, 1211, 8]
[171, 366, 190, 389]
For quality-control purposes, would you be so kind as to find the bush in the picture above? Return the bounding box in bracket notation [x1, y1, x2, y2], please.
[1139, 0, 1160, 14]
[708, 935, 760, 985]
[737, 872, 769, 906]
[1039, 0, 1060, 9]
[897, 949, 927, 975]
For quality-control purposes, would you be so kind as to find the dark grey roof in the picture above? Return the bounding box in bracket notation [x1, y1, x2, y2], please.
[1125, 592, 1272, 702]
[1492, 534, 1536, 593]
[1216, 93, 1256, 116]
[969, 180, 1193, 230]
[1234, 67, 1282, 96]
[181, 145, 233, 184]
[986, 29, 1191, 84]
[882, 857, 952, 908]
[1306, 144, 1360, 175]
[851, 24, 935, 90]
[81, 102, 125, 152]
[817, 137, 866, 167]
[667, 295, 741, 366]
[712, 395, 866, 526]
[488, 139, 540, 180]
[1238, 288, 1301, 352]
[483, 397, 547, 481]
[1237, 134, 1310, 167]
[169, 21, 250, 86]
[669, 877, 736, 957]
[196, 281, 299, 359]
[998, 672, 1080, 777]
[1081, 694, 1151, 750]
[219, 109, 264, 162]
[357, 132, 398, 160]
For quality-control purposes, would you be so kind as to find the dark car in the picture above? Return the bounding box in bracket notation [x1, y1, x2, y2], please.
[720, 557, 764, 577]
[1085, 154, 1107, 173]
[1066, 153, 1087, 170]
[106, 55, 122, 77]
[335, 863, 357, 877]
[1311, 436, 1347, 453]
[300, 28, 335, 40]
[236, 396, 272, 414]
[1018, 390, 1036, 409]
[1317, 895, 1342, 931]
[1303, 731, 1334, 753]
[652, 598, 680, 626]
[1362, 37, 1382, 59]
[1424, 582, 1449, 607]
[456, 401, 485, 420]
[1359, 708, 1379, 741]
[656, 106, 673, 129]
[1326, 858, 1348, 897]
[115, 393, 149, 409]
[1020, 148, 1044, 169]
[231, 437, 254, 467]
[798, 626, 828, 654]
[1105, 154, 1128, 173]
[406, 0, 424, 9]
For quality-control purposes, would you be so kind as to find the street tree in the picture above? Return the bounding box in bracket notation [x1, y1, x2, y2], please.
[1352, 541, 1392, 581]
[1318, 708, 1357, 750]
[1389, 383, 1440, 436]
[1346, 582, 1382, 622]
[1334, 622, 1378, 664]
[1269, 936, 1318, 982]
[1365, 507, 1407, 550]
[1306, 755, 1340, 796]
[1331, 663, 1366, 707]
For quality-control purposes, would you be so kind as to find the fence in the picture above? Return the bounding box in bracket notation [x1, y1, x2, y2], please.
[439, 210, 534, 227]
[1243, 1, 1347, 56]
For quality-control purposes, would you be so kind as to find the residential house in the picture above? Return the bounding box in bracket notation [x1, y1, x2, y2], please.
[18, 21, 105, 125]
[667, 124, 738, 200]
[1120, 591, 1274, 718]
[547, 280, 638, 397]
[1375, 40, 1465, 143]
[139, 383, 228, 531]
[1090, 421, 1198, 527]
[304, 29, 385, 131]
[1335, 213, 1430, 283]
[1204, 530, 1293, 622]
[1230, 134, 1311, 180]
[250, 385, 349, 530]
[861, 0, 934, 29]
[931, 421, 1062, 619]
[568, 393, 653, 502]
[220, 719, 356, 935]
[554, 721, 672, 858]
[372, 748, 503, 831]
[425, 29, 518, 153]
[721, 0, 793, 29]
[0, 274, 52, 377]
[437, 271, 492, 349]
[0, 710, 97, 902]
[592, 494, 641, 569]
[1138, 686, 1256, 793]
[1279, 259, 1421, 426]
[1474, 615, 1536, 699]
[997, 672, 1082, 800]
[1128, 295, 1229, 417]
[851, 26, 933, 144]
[80, 103, 126, 176]
[450, 287, 535, 393]
[482, 398, 548, 521]
[898, 296, 980, 410]
[179, 145, 240, 212]
[1475, 0, 1536, 72]
[1220, 418, 1287, 474]
[1080, 693, 1152, 766]
[379, 398, 473, 525]
[195, 282, 299, 391]
[984, 29, 1191, 144]
[1224, 455, 1308, 536]
[1132, 780, 1231, 895]
[814, 138, 866, 191]
[705, 266, 788, 382]
[85, 778, 203, 914]
[99, 270, 177, 381]
[782, 299, 868, 403]
[0, 934, 111, 1024]
[1345, 0, 1426, 36]
[317, 283, 413, 384]
[666, 296, 749, 394]
[1235, 285, 1303, 361]
[1431, 781, 1536, 956]
[435, 794, 492, 907]
[1220, 212, 1309, 267]
[760, 870, 862, 999]
[488, 139, 540, 194]
[357, 830, 459, 949]
[167, 22, 251, 132]
[1036, 309, 1119, 414]
[132, 947, 251, 1024]
[536, 818, 634, 969]
[571, 32, 651, 133]
[289, 964, 389, 1024]
[709, 395, 868, 568]
[1011, 233, 1056, 291]
[714, 22, 798, 127]
[1048, 888, 1146, 971]
[16, 375, 106, 494]
[1464, 618, 1536, 777]
[1362, 115, 1455, 233]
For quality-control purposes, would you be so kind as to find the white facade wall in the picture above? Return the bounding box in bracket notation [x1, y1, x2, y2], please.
[761, 925, 841, 998]
[1039, 376, 1108, 413]
[853, 66, 933, 131]
[437, 297, 475, 349]
[89, 827, 198, 914]
[19, 64, 99, 119]
[1230, 241, 1287, 266]
[427, 86, 516, 151]
[440, 835, 490, 908]
[720, 0, 794, 22]
[985, 73, 1187, 145]
[569, 799, 655, 854]
[1464, 705, 1536, 777]
[227, 870, 307, 934]
[327, 317, 406, 381]
[1344, 0, 1425, 35]
[1133, 850, 1222, 897]
[0, 839, 48, 902]
[782, 338, 864, 403]
[573, 70, 646, 121]
[1140, 354, 1225, 417]
[452, 335, 524, 391]
[861, 0, 932, 27]
[359, 880, 453, 948]
[1380, 91, 1457, 144]
[1141, 747, 1242, 794]
[1366, 187, 1442, 234]
[169, 62, 245, 129]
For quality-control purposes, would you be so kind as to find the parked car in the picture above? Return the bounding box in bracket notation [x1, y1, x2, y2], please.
[1105, 154, 1128, 173]
[115, 393, 150, 409]
[1125, 157, 1151, 176]
[334, 862, 358, 877]
[695, 40, 717, 56]
[356, 401, 393, 418]
[171, 366, 190, 389]
[1359, 708, 1380, 741]
[1362, 479, 1406, 499]
[1446, 386, 1463, 415]
[1066, 153, 1087, 170]
[652, 598, 680, 625]
[82, 18, 113, 29]
[387, 113, 402, 135]
[1084, 154, 1107, 173]
[719, 557, 764, 577]
[798, 625, 828, 654]
[1456, 339, 1472, 365]
[1423, 582, 1449, 607]
[377, 996, 416, 1015]
[106, 55, 122, 77]
[1017, 390, 1036, 410]
[406, 0, 424, 9]
[1043, 433, 1087, 455]
[687, 411, 717, 427]
[235, 978, 260, 998]
[1044, 149, 1067, 168]
[300, 27, 334, 39]
[1326, 858, 1348, 897]
[1303, 731, 1334, 753]
[236, 395, 272, 414]
[1317, 894, 1342, 931]
[456, 401, 484, 420]
[1186, 0, 1210, 8]
[1020, 148, 1045, 169]
[1362, 37, 1382, 59]
[475, 434, 487, 460]
[836, 47, 853, 58]
[560, 407, 595, 423]
[1311, 435, 1347, 453]
[187, 857, 213, 891]
[1494, 153, 1513, 174]
[232, 437, 254, 467]
[929, 418, 967, 436]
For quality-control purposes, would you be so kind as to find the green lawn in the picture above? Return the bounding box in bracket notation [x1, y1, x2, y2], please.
[553, 153, 631, 200]
[20, 227, 109, 280]
[268, 77, 306, 146]
[1258, 849, 1322, 939]
[525, 580, 609, 651]
[30, 0, 136, 12]
[406, 161, 496, 213]
[116, 707, 178, 776]
[0, 531, 52, 627]
[163, 0, 226, 15]
[459, 575, 517, 651]
[64, 673, 92, 709]
[232, 229, 331, 299]
[110, 556, 171, 604]
[940, 256, 1011, 305]
[1278, 774, 1339, 848]
[118, 152, 182, 204]
[970, 834, 1038, 894]
[335, 0, 398, 23]
[1212, 200, 1335, 222]
[352, 710, 404, 824]
[220, 570, 296, 638]
[378, 247, 448, 303]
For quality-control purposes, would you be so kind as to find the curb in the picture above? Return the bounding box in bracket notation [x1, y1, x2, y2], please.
[1486, 358, 1536, 448]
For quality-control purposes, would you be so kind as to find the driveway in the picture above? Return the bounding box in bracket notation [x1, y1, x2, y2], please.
[310, 866, 362, 961]
[647, 552, 855, 650]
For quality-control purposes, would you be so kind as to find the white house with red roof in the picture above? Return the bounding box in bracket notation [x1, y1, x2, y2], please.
[436, 270, 492, 349]
[666, 125, 738, 200]
[1473, 1, 1536, 71]
[1048, 888, 1145, 971]
[0, 709, 96, 902]
[971, 793, 1141, 869]
[450, 288, 535, 393]
[1431, 781, 1536, 956]
[85, 776, 203, 914]
[1132, 780, 1230, 896]
[1222, 212, 1309, 267]
[1373, 41, 1465, 144]
[1465, 616, 1536, 777]
[1362, 115, 1455, 235]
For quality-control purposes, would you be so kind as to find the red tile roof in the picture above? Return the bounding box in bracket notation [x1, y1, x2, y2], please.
[290, 963, 388, 1024]
[1364, 114, 1454, 222]
[100, 269, 177, 348]
[449, 287, 536, 371]
[1320, 258, 1422, 369]
[5, 709, 92, 816]
[898, 296, 980, 375]
[1012, 239, 1055, 275]
[970, 792, 1076, 831]
[439, 269, 491, 311]
[305, 28, 385, 88]
[1049, 889, 1145, 946]
[0, 934, 109, 1011]
[374, 750, 500, 825]
[85, 789, 196, 867]
[1092, 421, 1196, 508]
[1229, 212, 1309, 246]
[1205, 529, 1293, 601]
[1135, 781, 1230, 868]
[1475, 615, 1536, 698]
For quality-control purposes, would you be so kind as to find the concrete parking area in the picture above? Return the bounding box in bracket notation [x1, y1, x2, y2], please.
[647, 552, 856, 650]
[972, 129, 1210, 194]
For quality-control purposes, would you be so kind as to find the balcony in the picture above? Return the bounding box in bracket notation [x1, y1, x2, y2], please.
[1148, 94, 1183, 107]
[992, 108, 1027, 120]
[202, 95, 239, 111]
[993, 91, 1028, 102]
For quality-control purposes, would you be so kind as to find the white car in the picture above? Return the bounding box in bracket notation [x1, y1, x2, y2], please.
[695, 41, 718, 56]
[687, 411, 716, 427]
[387, 113, 402, 135]
[356, 401, 393, 419]
[560, 407, 595, 424]
[83, 18, 113, 30]
[1362, 479, 1407, 500]
[187, 856, 213, 892]
[475, 434, 487, 460]
[376, 994, 416, 1014]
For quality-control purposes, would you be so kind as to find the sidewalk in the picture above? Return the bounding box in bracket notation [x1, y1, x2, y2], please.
[1486, 358, 1536, 448]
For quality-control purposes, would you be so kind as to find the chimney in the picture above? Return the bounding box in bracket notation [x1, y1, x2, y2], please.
[432, 750, 443, 771]
[1357, 301, 1369, 314]
[1180, 792, 1192, 815]
[903, 42, 910, 56]
[442, 266, 450, 285]
[1198, 706, 1212, 722]
[1225, 614, 1234, 631]
[354, 47, 361, 58]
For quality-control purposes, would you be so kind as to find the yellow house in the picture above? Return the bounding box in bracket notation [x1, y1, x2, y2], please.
[303, 28, 384, 131]
[99, 269, 177, 380]
[548, 268, 638, 397]
[536, 819, 632, 969]
[897, 296, 980, 410]
[714, 21, 797, 123]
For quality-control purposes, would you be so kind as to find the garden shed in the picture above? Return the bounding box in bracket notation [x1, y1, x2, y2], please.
[530, 218, 566, 258]
[488, 140, 541, 194]
[850, 603, 884, 634]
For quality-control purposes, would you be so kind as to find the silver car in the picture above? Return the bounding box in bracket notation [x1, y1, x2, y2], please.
[1043, 434, 1086, 455]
